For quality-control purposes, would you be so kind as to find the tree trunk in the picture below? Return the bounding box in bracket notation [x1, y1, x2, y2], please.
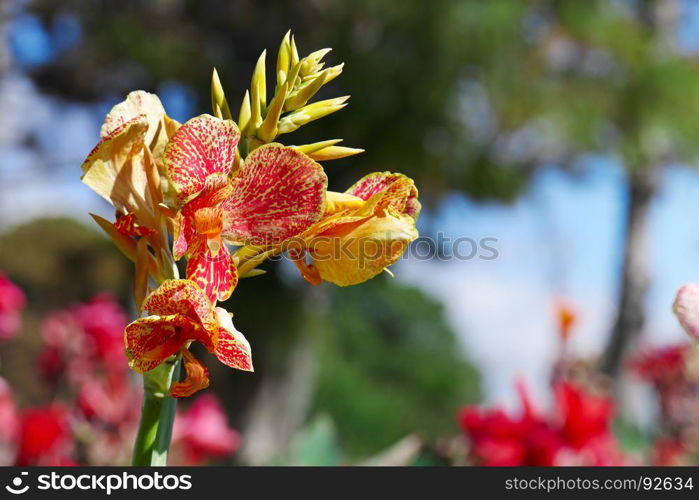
[600, 166, 658, 376]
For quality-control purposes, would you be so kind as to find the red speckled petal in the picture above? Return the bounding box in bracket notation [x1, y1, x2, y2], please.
[212, 308, 253, 371]
[186, 245, 238, 304]
[163, 115, 240, 202]
[221, 144, 327, 245]
[114, 212, 155, 236]
[170, 349, 210, 397]
[174, 174, 232, 260]
[188, 173, 233, 210]
[142, 279, 215, 328]
[124, 315, 198, 373]
[346, 171, 420, 219]
[173, 213, 195, 260]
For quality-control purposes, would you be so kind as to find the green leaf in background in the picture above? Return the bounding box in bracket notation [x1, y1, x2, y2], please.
[272, 414, 342, 466]
[312, 278, 481, 458]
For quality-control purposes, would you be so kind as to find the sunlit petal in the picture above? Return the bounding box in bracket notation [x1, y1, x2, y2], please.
[346, 171, 420, 219]
[163, 114, 240, 203]
[142, 279, 215, 329]
[124, 315, 198, 373]
[222, 144, 327, 245]
[212, 308, 253, 372]
[100, 90, 179, 160]
[186, 246, 238, 303]
[311, 213, 418, 286]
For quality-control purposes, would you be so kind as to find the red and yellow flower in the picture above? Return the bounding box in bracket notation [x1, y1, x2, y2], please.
[125, 279, 252, 397]
[164, 115, 327, 303]
[290, 172, 420, 286]
[80, 34, 421, 405]
[81, 91, 180, 238]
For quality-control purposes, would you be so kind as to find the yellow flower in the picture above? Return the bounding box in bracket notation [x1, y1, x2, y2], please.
[80, 91, 180, 234]
[291, 172, 420, 286]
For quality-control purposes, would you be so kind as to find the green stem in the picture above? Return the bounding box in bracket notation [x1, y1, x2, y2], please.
[131, 355, 182, 466]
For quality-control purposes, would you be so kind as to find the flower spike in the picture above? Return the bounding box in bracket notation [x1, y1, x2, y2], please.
[80, 33, 419, 407]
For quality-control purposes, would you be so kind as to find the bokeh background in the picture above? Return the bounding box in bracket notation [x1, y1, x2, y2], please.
[3, 0, 699, 465]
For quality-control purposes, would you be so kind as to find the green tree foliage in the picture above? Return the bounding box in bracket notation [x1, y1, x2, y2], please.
[0, 218, 131, 309]
[313, 278, 480, 457]
[24, 0, 536, 200]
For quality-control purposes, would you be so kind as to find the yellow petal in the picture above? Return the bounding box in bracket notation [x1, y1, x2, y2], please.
[307, 145, 364, 162]
[324, 191, 364, 217]
[82, 116, 155, 225]
[100, 90, 179, 161]
[310, 213, 418, 286]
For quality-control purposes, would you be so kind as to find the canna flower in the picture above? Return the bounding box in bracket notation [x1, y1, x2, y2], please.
[164, 114, 327, 303]
[124, 279, 252, 397]
[290, 172, 420, 286]
[81, 91, 179, 237]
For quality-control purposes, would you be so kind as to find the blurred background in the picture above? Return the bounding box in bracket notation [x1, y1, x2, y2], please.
[3, 0, 699, 465]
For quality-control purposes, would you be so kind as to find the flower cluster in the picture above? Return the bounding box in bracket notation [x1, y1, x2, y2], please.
[80, 32, 420, 397]
[459, 381, 626, 466]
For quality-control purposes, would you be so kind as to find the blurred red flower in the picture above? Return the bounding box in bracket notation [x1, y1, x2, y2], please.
[71, 294, 129, 370]
[16, 404, 74, 466]
[459, 405, 562, 465]
[39, 294, 129, 384]
[0, 378, 19, 464]
[173, 394, 240, 464]
[629, 344, 687, 385]
[459, 381, 624, 466]
[555, 381, 613, 449]
[0, 273, 26, 340]
[651, 437, 687, 466]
